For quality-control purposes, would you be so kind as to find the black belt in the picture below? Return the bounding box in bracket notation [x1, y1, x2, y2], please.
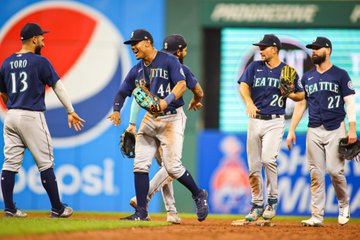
[255, 113, 282, 120]
[152, 109, 177, 117]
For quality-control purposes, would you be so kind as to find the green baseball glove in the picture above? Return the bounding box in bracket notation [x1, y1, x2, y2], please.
[132, 86, 162, 113]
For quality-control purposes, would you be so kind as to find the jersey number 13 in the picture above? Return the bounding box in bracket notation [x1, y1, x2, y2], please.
[10, 71, 28, 93]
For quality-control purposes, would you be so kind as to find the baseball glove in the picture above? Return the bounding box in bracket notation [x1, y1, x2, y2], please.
[120, 130, 136, 158]
[338, 138, 360, 161]
[279, 65, 297, 96]
[132, 86, 162, 113]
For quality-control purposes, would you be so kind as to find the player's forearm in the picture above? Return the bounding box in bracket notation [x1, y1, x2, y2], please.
[113, 88, 127, 112]
[191, 83, 204, 102]
[52, 80, 74, 113]
[287, 92, 305, 102]
[344, 94, 356, 123]
[288, 99, 307, 132]
[239, 82, 254, 105]
[129, 98, 140, 124]
[0, 92, 8, 104]
[171, 80, 186, 99]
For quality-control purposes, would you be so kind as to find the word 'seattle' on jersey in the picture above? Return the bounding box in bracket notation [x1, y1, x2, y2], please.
[117, 51, 189, 112]
[238, 61, 304, 115]
[0, 53, 59, 111]
[301, 65, 355, 130]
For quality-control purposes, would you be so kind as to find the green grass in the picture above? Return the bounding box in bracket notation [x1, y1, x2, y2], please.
[0, 212, 170, 237]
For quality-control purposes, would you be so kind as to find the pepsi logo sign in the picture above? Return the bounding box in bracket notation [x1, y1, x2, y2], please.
[0, 1, 131, 147]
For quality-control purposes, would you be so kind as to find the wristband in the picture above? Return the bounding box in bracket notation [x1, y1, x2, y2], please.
[164, 93, 176, 105]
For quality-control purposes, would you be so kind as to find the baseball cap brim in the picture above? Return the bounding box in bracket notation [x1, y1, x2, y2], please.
[160, 48, 177, 54]
[305, 43, 327, 49]
[252, 43, 272, 47]
[124, 39, 144, 44]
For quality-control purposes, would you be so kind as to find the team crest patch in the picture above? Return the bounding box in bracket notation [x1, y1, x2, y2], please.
[348, 81, 354, 90]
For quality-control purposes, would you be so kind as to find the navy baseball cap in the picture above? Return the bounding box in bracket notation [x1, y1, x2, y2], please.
[306, 37, 332, 50]
[20, 23, 49, 40]
[161, 34, 187, 54]
[124, 29, 153, 44]
[253, 34, 282, 49]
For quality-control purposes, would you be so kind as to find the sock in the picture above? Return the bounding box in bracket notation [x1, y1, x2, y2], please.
[134, 172, 149, 212]
[40, 168, 63, 211]
[176, 170, 201, 197]
[1, 170, 16, 211]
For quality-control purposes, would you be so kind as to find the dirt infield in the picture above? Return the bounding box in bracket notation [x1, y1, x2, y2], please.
[4, 215, 360, 240]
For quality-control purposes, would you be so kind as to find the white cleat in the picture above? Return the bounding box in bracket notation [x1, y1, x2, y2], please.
[167, 211, 181, 224]
[245, 204, 263, 221]
[51, 206, 73, 218]
[338, 205, 350, 225]
[4, 209, 27, 218]
[301, 215, 324, 227]
[262, 199, 278, 220]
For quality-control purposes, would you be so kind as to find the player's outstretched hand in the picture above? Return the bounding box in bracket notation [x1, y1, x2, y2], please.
[246, 102, 260, 118]
[188, 98, 203, 111]
[68, 112, 85, 131]
[286, 131, 296, 150]
[126, 124, 136, 134]
[107, 111, 120, 126]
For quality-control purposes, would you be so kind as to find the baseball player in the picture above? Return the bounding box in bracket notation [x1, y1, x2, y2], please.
[233, 34, 305, 224]
[126, 34, 204, 224]
[107, 29, 208, 221]
[286, 37, 356, 226]
[0, 23, 85, 218]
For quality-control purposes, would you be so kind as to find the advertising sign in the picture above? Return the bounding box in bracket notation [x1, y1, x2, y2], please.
[198, 131, 360, 217]
[0, 0, 164, 212]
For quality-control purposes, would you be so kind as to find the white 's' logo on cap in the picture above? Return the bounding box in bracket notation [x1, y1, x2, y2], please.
[164, 42, 168, 49]
[313, 37, 317, 43]
[131, 32, 134, 38]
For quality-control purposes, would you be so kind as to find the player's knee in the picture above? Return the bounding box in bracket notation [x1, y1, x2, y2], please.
[261, 156, 276, 166]
[327, 168, 344, 178]
[134, 165, 150, 173]
[164, 165, 184, 179]
[38, 162, 54, 172]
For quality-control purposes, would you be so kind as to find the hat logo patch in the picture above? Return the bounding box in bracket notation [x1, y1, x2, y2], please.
[164, 42, 168, 49]
[131, 32, 134, 38]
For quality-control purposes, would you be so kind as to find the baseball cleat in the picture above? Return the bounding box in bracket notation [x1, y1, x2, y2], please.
[301, 215, 324, 227]
[120, 207, 149, 221]
[245, 204, 264, 221]
[51, 205, 73, 218]
[193, 189, 209, 222]
[338, 205, 350, 225]
[167, 211, 181, 224]
[262, 198, 278, 220]
[4, 209, 27, 218]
